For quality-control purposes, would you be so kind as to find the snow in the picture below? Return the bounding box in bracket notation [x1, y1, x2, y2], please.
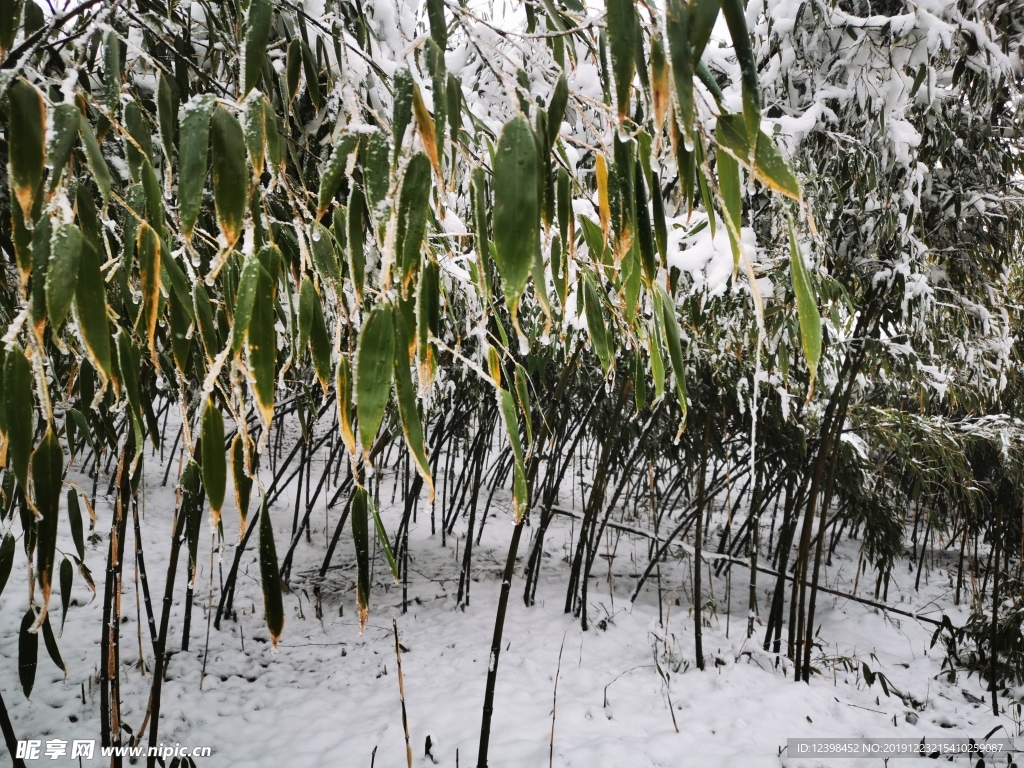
[1, 417, 1018, 767]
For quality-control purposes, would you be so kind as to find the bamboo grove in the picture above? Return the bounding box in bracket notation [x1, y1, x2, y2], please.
[0, 0, 1022, 766]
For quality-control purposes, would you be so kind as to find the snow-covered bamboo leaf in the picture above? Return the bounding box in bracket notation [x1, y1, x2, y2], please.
[178, 95, 216, 241]
[317, 132, 358, 217]
[243, 0, 273, 97]
[395, 152, 432, 297]
[46, 223, 82, 331]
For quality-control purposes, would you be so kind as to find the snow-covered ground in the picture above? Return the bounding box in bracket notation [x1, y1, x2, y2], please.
[1, 432, 1018, 767]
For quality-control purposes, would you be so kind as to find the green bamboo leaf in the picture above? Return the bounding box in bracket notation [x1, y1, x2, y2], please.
[395, 153, 432, 297]
[78, 112, 111, 205]
[201, 400, 226, 526]
[116, 332, 145, 454]
[347, 184, 366, 301]
[0, 0, 21, 52]
[368, 491, 399, 581]
[426, 0, 447, 48]
[416, 258, 440, 379]
[20, 608, 37, 698]
[244, 94, 274, 177]
[67, 489, 85, 561]
[718, 148, 742, 269]
[497, 385, 528, 522]
[32, 429, 63, 617]
[193, 282, 219, 364]
[492, 116, 539, 322]
[392, 69, 414, 163]
[211, 106, 247, 249]
[300, 40, 321, 110]
[59, 557, 73, 634]
[230, 247, 266, 353]
[28, 221, 52, 331]
[0, 534, 15, 596]
[447, 72, 462, 147]
[309, 222, 340, 284]
[513, 364, 533, 446]
[666, 0, 694, 148]
[788, 216, 821, 386]
[362, 130, 391, 227]
[73, 239, 112, 381]
[547, 73, 568, 147]
[317, 132, 358, 217]
[103, 30, 121, 115]
[392, 312, 433, 500]
[180, 461, 202, 580]
[4, 346, 33, 490]
[351, 486, 371, 629]
[258, 498, 284, 646]
[8, 79, 46, 221]
[41, 613, 64, 674]
[721, 0, 761, 153]
[470, 167, 491, 305]
[47, 103, 79, 192]
[583, 272, 613, 375]
[286, 39, 301, 100]
[137, 222, 162, 362]
[156, 71, 179, 163]
[178, 94, 216, 241]
[45, 222, 81, 331]
[297, 276, 315, 358]
[308, 288, 332, 392]
[656, 286, 688, 433]
[248, 261, 278, 428]
[231, 434, 253, 532]
[715, 114, 800, 199]
[606, 0, 636, 124]
[124, 101, 152, 182]
[243, 0, 273, 97]
[355, 304, 395, 459]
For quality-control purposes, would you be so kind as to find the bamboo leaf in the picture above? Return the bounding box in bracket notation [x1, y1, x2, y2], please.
[497, 385, 528, 522]
[116, 332, 145, 454]
[721, 0, 761, 153]
[412, 81, 441, 179]
[347, 184, 366, 301]
[41, 613, 64, 674]
[666, 0, 694, 148]
[336, 355, 356, 456]
[58, 557, 73, 634]
[47, 103, 79, 192]
[248, 261, 278, 428]
[309, 222, 340, 284]
[297, 276, 315, 358]
[492, 116, 539, 319]
[193, 282, 219, 364]
[355, 304, 395, 459]
[8, 79, 46, 221]
[547, 73, 568, 146]
[583, 272, 613, 375]
[230, 434, 253, 533]
[788, 216, 821, 386]
[156, 71, 179, 163]
[137, 223, 162, 362]
[32, 429, 63, 617]
[656, 287, 688, 433]
[426, 0, 447, 48]
[231, 247, 269, 353]
[4, 346, 33, 490]
[395, 152, 432, 297]
[78, 112, 111, 205]
[368, 493, 399, 581]
[201, 400, 226, 526]
[178, 95, 216, 241]
[308, 288, 331, 392]
[351, 487, 370, 630]
[606, 0, 637, 124]
[392, 69, 414, 163]
[243, 0, 273, 97]
[0, 534, 15, 596]
[211, 106, 247, 249]
[67, 489, 85, 561]
[46, 223, 82, 330]
[19, 608, 37, 698]
[259, 498, 284, 646]
[75, 237, 113, 380]
[718, 148, 742, 269]
[392, 311, 433, 500]
[650, 32, 670, 131]
[317, 132, 358, 217]
[514, 364, 533, 446]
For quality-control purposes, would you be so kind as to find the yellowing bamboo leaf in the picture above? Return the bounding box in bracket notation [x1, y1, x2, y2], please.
[392, 311, 433, 500]
[211, 106, 247, 249]
[8, 79, 46, 222]
[201, 400, 226, 527]
[136, 223, 162, 363]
